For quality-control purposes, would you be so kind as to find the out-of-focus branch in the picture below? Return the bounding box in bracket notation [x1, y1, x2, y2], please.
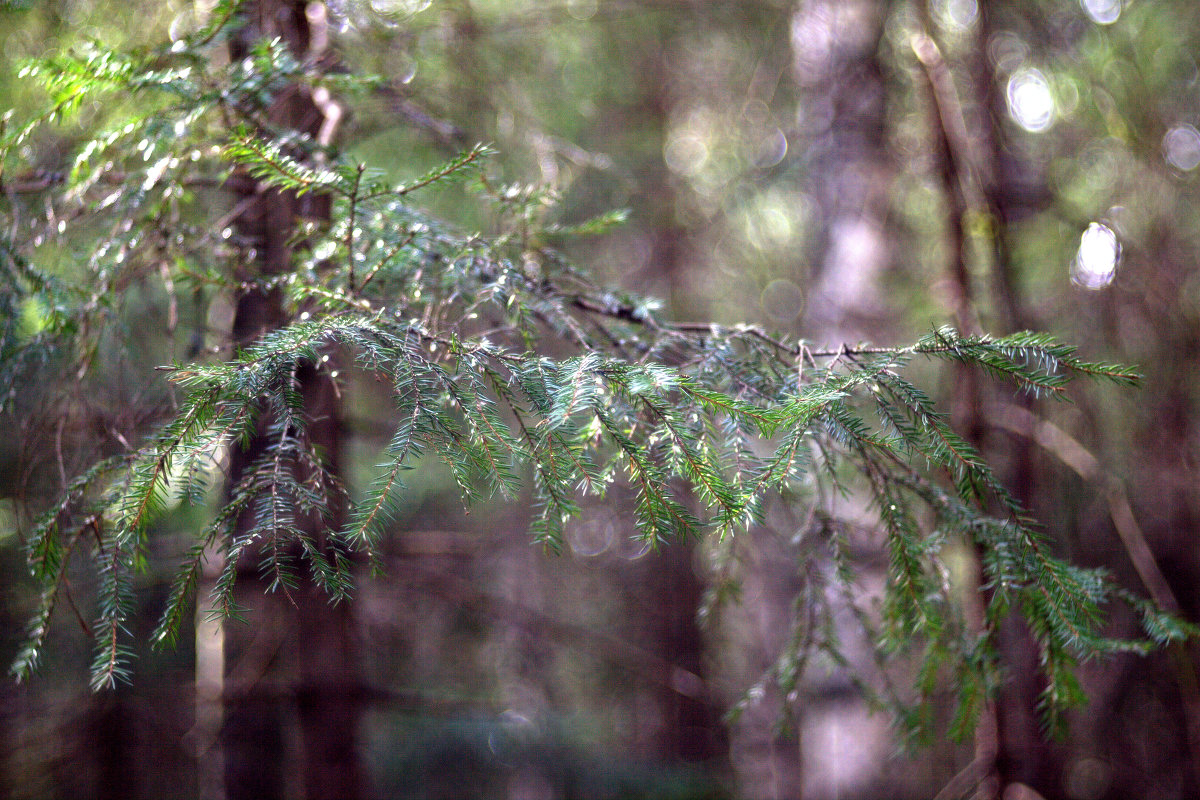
[985, 402, 1178, 612]
[374, 83, 472, 149]
[910, 26, 1008, 799]
[987, 401, 1200, 785]
[910, 31, 979, 335]
[910, 28, 1022, 335]
[0, 170, 67, 194]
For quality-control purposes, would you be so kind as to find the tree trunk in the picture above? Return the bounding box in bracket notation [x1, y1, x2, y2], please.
[216, 3, 363, 799]
[793, 0, 892, 344]
[776, 2, 897, 797]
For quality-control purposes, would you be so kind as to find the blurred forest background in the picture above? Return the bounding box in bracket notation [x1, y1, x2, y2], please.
[3, 0, 1200, 798]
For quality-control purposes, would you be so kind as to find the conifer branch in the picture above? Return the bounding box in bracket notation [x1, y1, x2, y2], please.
[1, 11, 1181, 747]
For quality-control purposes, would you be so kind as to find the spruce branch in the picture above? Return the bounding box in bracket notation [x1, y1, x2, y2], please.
[223, 126, 346, 196]
[2, 14, 1179, 748]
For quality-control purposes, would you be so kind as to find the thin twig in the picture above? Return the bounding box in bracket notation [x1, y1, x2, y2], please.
[345, 164, 364, 291]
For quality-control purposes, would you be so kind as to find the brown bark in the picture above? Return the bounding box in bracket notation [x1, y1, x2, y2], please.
[631, 540, 727, 765]
[217, 3, 363, 799]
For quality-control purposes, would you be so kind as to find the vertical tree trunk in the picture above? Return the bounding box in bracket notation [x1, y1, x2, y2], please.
[216, 3, 363, 799]
[600, 34, 729, 772]
[916, 5, 1062, 793]
[772, 2, 895, 798]
[967, 7, 1047, 794]
[793, 0, 892, 343]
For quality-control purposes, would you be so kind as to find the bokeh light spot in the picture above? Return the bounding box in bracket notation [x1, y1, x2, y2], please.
[1081, 0, 1121, 25]
[1007, 70, 1055, 132]
[761, 279, 805, 324]
[566, 517, 614, 557]
[368, 0, 430, 18]
[753, 128, 789, 169]
[1072, 222, 1120, 290]
[1163, 124, 1200, 171]
[934, 0, 979, 30]
[566, 0, 597, 21]
[664, 134, 709, 177]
